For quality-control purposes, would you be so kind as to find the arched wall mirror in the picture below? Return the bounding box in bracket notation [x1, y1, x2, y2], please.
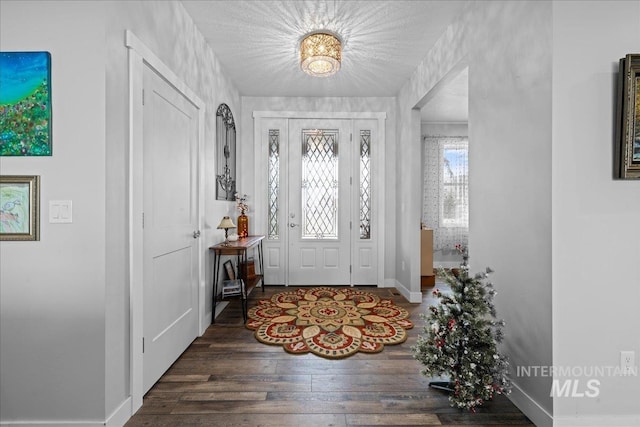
[216, 103, 236, 200]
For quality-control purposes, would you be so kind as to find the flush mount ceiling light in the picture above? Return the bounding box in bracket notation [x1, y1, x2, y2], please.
[300, 32, 342, 77]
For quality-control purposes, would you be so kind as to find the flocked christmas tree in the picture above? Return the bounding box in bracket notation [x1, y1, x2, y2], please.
[412, 246, 511, 412]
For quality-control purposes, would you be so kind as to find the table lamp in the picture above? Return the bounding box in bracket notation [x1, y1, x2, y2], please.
[217, 216, 236, 246]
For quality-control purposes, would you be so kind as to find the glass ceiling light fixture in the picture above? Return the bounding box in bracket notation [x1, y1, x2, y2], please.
[300, 32, 342, 77]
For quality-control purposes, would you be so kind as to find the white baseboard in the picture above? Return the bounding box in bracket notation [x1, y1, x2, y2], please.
[508, 379, 553, 427]
[553, 415, 640, 427]
[383, 278, 397, 288]
[106, 397, 131, 427]
[385, 279, 422, 303]
[213, 301, 229, 319]
[0, 397, 134, 427]
[1, 421, 105, 426]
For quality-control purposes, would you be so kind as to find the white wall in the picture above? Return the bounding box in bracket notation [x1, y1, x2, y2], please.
[421, 122, 468, 137]
[104, 0, 241, 419]
[469, 3, 553, 423]
[1, 0, 242, 424]
[398, 1, 553, 425]
[552, 1, 640, 425]
[0, 1, 107, 422]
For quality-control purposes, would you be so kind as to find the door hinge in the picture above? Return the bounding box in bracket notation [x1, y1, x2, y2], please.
[350, 176, 352, 185]
[350, 133, 352, 142]
[350, 265, 352, 273]
[142, 337, 145, 354]
[142, 212, 145, 228]
[350, 221, 352, 230]
[142, 89, 145, 105]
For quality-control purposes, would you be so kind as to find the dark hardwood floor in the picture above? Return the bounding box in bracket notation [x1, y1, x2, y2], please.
[125, 284, 533, 427]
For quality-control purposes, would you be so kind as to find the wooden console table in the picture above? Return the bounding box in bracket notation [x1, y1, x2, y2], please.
[210, 235, 265, 324]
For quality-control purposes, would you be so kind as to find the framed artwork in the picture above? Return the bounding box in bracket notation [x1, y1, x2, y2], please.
[0, 52, 52, 156]
[0, 175, 40, 241]
[223, 260, 236, 280]
[615, 54, 640, 179]
[216, 103, 236, 200]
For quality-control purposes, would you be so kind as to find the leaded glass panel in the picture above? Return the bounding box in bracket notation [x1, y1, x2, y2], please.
[359, 130, 371, 239]
[267, 130, 279, 239]
[301, 129, 338, 239]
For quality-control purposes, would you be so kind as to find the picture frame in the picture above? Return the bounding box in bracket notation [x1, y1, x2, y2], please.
[222, 278, 243, 298]
[223, 259, 236, 280]
[615, 54, 640, 179]
[0, 52, 52, 156]
[0, 175, 40, 241]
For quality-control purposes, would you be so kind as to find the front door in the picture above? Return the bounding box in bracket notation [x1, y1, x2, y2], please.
[287, 119, 352, 285]
[142, 65, 199, 393]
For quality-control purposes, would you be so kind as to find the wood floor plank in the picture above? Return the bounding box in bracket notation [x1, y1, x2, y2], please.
[159, 374, 210, 382]
[180, 392, 268, 401]
[266, 391, 450, 402]
[177, 350, 298, 360]
[437, 413, 533, 425]
[346, 412, 442, 426]
[135, 392, 180, 415]
[153, 375, 311, 393]
[125, 413, 348, 427]
[167, 359, 278, 375]
[276, 358, 422, 375]
[126, 285, 534, 427]
[311, 373, 432, 392]
[171, 398, 452, 414]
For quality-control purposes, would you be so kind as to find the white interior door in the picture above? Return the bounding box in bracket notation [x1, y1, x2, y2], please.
[142, 65, 199, 393]
[287, 119, 351, 285]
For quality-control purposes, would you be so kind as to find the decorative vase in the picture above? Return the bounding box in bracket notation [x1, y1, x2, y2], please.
[237, 213, 248, 238]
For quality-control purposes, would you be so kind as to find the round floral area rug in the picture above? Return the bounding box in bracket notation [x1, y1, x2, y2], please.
[245, 287, 413, 358]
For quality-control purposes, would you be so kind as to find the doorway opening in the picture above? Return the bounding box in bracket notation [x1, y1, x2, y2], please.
[253, 112, 386, 288]
[126, 30, 206, 413]
[419, 66, 469, 269]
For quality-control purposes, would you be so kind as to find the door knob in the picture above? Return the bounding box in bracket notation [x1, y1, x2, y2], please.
[193, 230, 201, 238]
[289, 223, 299, 228]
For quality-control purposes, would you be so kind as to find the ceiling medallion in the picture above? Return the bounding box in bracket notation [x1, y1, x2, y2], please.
[300, 32, 342, 77]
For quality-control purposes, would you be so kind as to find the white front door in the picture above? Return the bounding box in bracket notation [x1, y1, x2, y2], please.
[254, 113, 384, 288]
[142, 65, 199, 393]
[287, 119, 352, 285]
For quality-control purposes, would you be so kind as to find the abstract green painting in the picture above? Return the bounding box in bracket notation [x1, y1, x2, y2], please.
[0, 51, 52, 156]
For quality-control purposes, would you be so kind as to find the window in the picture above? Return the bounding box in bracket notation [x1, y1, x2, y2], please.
[359, 130, 371, 239]
[423, 136, 468, 252]
[440, 141, 468, 228]
[267, 129, 279, 239]
[301, 129, 339, 239]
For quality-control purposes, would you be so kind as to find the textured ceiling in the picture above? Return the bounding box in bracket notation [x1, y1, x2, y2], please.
[181, 1, 467, 98]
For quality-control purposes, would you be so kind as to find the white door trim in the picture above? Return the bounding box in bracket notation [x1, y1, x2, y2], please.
[125, 30, 206, 413]
[253, 111, 386, 120]
[253, 111, 386, 287]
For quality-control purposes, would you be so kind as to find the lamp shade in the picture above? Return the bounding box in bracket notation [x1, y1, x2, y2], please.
[300, 32, 341, 77]
[217, 216, 236, 229]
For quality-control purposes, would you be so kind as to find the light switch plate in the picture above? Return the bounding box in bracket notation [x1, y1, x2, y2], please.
[49, 200, 72, 223]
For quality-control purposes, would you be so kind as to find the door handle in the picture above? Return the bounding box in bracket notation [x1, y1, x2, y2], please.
[193, 230, 201, 238]
[289, 223, 299, 228]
